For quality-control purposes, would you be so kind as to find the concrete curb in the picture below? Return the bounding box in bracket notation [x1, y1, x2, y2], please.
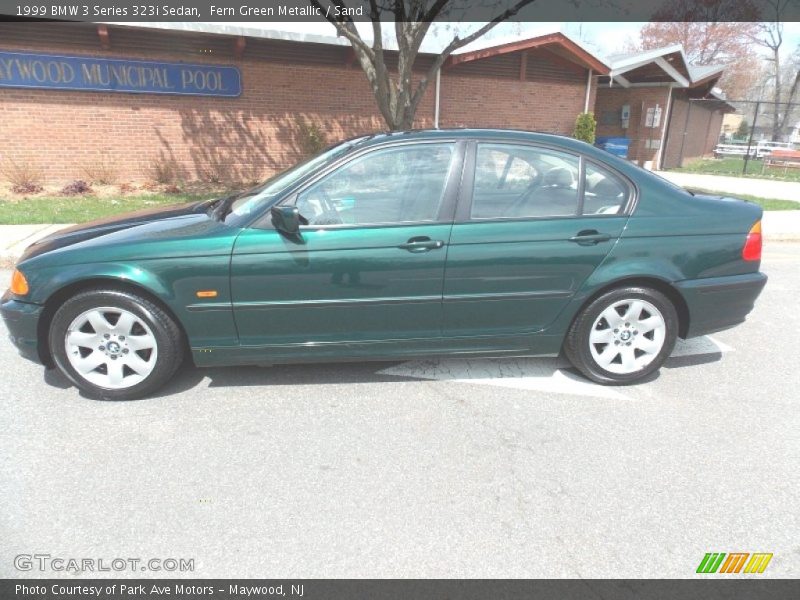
[761, 211, 800, 242]
[0, 224, 74, 268]
[659, 171, 800, 203]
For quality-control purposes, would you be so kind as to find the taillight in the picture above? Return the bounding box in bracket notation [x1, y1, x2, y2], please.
[742, 220, 762, 261]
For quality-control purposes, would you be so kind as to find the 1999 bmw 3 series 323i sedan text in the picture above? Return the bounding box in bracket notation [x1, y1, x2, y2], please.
[1, 130, 767, 399]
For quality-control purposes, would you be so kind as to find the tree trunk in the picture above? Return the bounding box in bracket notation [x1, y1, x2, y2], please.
[311, 0, 535, 132]
[398, 109, 415, 131]
[773, 47, 782, 141]
[778, 70, 800, 136]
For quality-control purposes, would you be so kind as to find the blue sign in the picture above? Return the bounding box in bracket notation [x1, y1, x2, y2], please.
[0, 51, 241, 97]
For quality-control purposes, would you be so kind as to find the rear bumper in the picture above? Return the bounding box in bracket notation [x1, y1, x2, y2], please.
[676, 272, 767, 338]
[0, 291, 44, 364]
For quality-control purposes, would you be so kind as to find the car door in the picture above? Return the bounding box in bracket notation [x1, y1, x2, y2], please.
[443, 141, 631, 339]
[230, 140, 463, 349]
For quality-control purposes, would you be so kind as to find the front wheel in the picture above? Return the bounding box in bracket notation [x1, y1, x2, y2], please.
[564, 286, 678, 385]
[49, 288, 184, 400]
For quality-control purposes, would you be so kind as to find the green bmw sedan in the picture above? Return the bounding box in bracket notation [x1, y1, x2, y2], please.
[1, 130, 767, 399]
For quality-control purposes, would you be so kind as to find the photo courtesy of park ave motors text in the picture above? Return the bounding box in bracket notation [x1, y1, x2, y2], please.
[0, 0, 798, 592]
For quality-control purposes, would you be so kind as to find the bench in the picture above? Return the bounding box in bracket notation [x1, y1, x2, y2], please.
[762, 149, 800, 173]
[714, 143, 757, 158]
[714, 141, 793, 160]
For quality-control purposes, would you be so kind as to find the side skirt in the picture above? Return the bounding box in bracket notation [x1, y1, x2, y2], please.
[191, 333, 565, 367]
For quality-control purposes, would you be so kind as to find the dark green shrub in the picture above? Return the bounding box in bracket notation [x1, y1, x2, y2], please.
[573, 112, 597, 145]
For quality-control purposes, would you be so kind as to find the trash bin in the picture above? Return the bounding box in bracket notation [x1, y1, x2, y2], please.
[595, 136, 630, 159]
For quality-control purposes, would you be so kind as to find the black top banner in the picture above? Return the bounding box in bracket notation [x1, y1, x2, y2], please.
[1, 0, 800, 22]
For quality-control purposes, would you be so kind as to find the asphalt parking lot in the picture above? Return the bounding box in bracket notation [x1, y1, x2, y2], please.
[1, 243, 798, 579]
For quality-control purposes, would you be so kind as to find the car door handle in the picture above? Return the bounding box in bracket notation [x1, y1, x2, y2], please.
[568, 230, 612, 245]
[398, 237, 445, 252]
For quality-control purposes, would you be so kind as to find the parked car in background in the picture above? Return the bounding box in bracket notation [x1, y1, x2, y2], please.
[1, 130, 767, 399]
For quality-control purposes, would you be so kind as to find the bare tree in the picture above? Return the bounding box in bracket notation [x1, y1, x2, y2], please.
[308, 0, 536, 130]
[750, 0, 796, 140]
[635, 1, 763, 100]
[637, 22, 763, 100]
[782, 49, 800, 133]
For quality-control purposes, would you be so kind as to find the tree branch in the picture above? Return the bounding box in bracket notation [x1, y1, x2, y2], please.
[409, 0, 537, 117]
[308, 0, 375, 59]
[438, 0, 537, 61]
[309, 0, 538, 130]
[421, 0, 452, 23]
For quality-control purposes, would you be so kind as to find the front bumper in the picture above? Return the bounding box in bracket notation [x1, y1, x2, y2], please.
[676, 272, 768, 338]
[0, 290, 44, 364]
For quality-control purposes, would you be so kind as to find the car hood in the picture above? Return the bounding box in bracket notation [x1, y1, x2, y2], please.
[18, 199, 228, 263]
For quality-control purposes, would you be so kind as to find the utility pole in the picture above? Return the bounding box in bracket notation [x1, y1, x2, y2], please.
[743, 100, 761, 175]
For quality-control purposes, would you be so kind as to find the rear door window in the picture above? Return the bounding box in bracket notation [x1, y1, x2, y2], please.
[468, 143, 631, 219]
[471, 144, 580, 219]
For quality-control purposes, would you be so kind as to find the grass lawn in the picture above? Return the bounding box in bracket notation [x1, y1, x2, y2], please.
[673, 157, 800, 182]
[688, 189, 799, 211]
[0, 192, 220, 224]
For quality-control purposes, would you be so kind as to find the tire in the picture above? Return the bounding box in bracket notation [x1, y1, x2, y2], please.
[564, 286, 678, 385]
[48, 287, 184, 400]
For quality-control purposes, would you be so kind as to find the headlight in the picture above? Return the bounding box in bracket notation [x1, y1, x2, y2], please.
[10, 269, 29, 296]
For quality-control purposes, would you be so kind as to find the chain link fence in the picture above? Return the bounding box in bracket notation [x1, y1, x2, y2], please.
[713, 98, 800, 175]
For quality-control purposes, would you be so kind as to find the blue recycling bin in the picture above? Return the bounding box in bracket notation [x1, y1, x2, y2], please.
[595, 136, 630, 159]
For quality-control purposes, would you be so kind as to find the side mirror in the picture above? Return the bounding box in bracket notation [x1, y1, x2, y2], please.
[271, 205, 303, 235]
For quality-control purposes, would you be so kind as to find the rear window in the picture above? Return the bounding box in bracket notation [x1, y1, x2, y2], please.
[583, 162, 629, 215]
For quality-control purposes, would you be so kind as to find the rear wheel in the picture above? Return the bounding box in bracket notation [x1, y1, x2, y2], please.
[49, 288, 184, 400]
[564, 286, 678, 384]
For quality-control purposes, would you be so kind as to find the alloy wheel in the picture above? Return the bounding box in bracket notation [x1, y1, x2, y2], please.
[588, 299, 667, 375]
[64, 306, 158, 389]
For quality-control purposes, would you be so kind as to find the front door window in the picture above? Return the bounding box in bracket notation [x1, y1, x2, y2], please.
[293, 143, 456, 226]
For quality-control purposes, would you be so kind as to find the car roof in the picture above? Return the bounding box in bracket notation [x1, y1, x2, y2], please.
[353, 128, 594, 152]
[342, 128, 653, 187]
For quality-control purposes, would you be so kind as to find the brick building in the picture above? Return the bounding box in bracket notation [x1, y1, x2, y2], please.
[0, 23, 608, 184]
[595, 45, 734, 169]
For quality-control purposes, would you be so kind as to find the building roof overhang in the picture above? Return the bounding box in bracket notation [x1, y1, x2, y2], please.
[606, 45, 692, 88]
[603, 45, 728, 93]
[447, 32, 610, 74]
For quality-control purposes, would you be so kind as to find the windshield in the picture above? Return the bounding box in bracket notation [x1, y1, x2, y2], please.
[227, 136, 369, 218]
